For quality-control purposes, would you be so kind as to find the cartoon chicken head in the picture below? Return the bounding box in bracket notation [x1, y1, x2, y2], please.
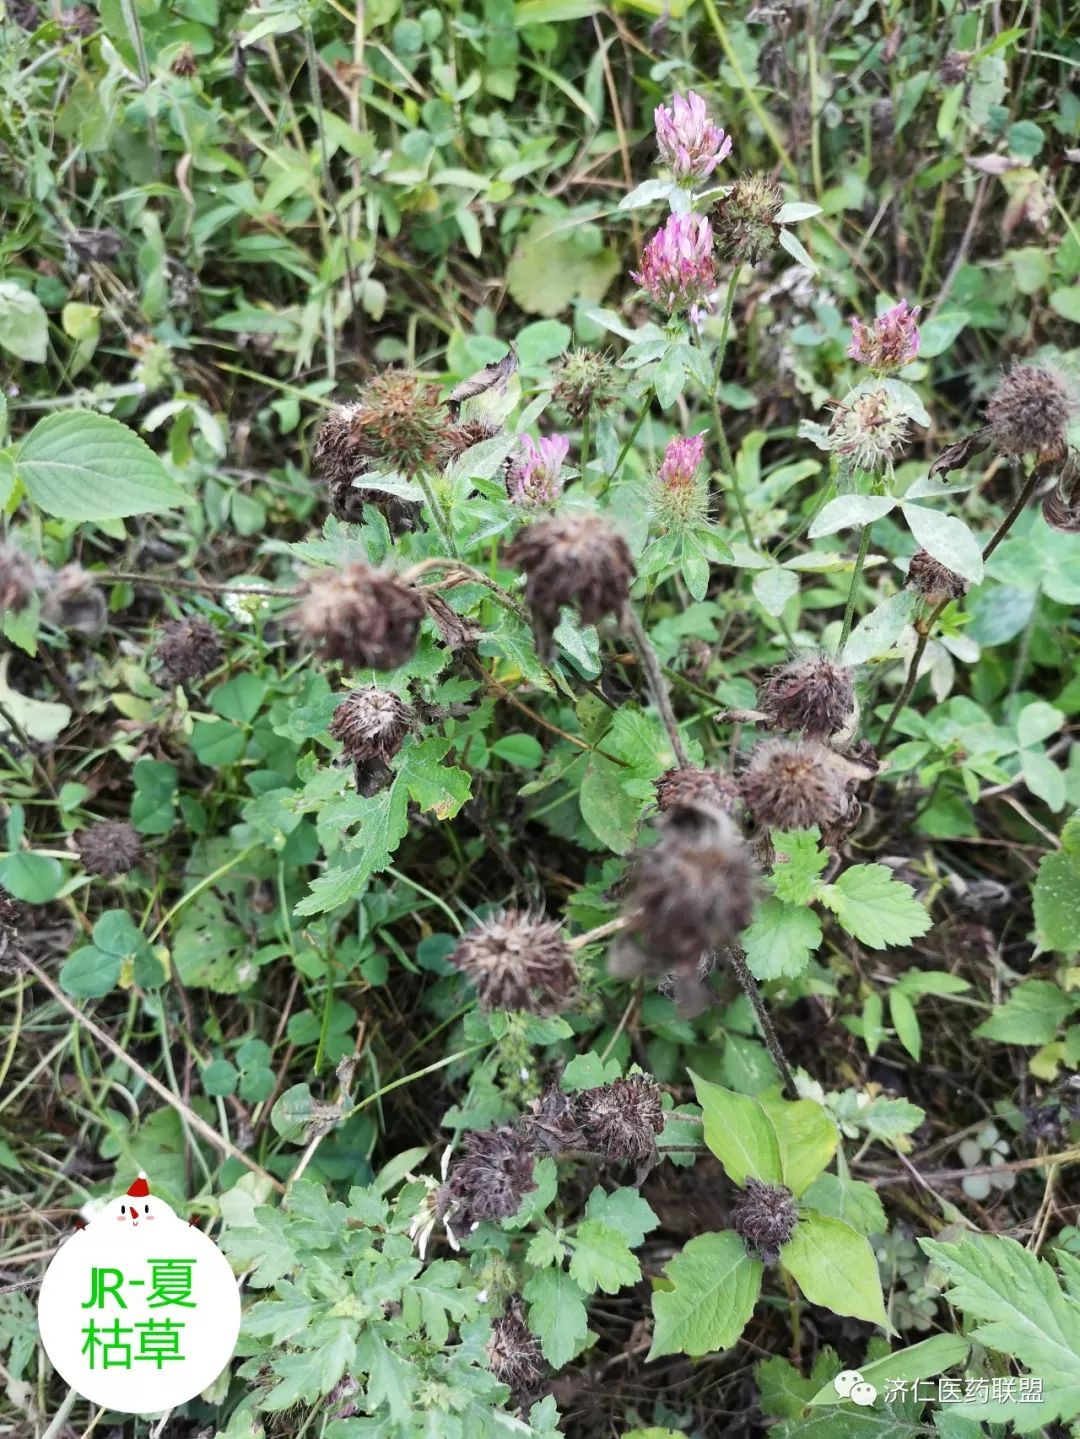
[92, 1172, 182, 1231]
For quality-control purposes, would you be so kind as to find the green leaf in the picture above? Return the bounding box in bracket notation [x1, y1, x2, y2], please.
[770, 829, 828, 905]
[1033, 820, 1080, 953]
[743, 899, 822, 981]
[801, 1174, 886, 1238]
[1049, 286, 1080, 323]
[690, 1072, 782, 1186]
[917, 310, 969, 358]
[752, 566, 800, 617]
[584, 1186, 659, 1248]
[568, 1219, 640, 1294]
[0, 850, 63, 902]
[781, 1214, 892, 1331]
[190, 718, 246, 766]
[649, 1230, 762, 1358]
[59, 945, 122, 998]
[756, 1094, 838, 1197]
[807, 1332, 970, 1406]
[902, 503, 984, 585]
[506, 215, 619, 318]
[579, 756, 641, 855]
[843, 588, 917, 666]
[523, 1268, 592, 1367]
[0, 282, 48, 363]
[808, 495, 895, 538]
[398, 737, 472, 820]
[818, 864, 932, 950]
[16, 411, 187, 519]
[973, 979, 1073, 1044]
[919, 1233, 1080, 1428]
[888, 989, 921, 1060]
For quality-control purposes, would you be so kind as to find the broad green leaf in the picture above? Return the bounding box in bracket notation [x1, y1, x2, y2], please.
[973, 979, 1073, 1044]
[781, 1214, 892, 1331]
[1017, 700, 1064, 749]
[523, 1268, 592, 1367]
[584, 1187, 659, 1248]
[807, 1332, 970, 1406]
[0, 850, 63, 902]
[757, 1094, 837, 1197]
[902, 503, 984, 585]
[579, 756, 641, 854]
[888, 989, 921, 1060]
[60, 945, 122, 998]
[752, 566, 799, 616]
[690, 1072, 782, 1186]
[743, 899, 822, 981]
[818, 864, 931, 950]
[770, 829, 828, 904]
[808, 495, 895, 538]
[649, 1230, 762, 1358]
[917, 310, 969, 358]
[568, 1219, 640, 1294]
[506, 215, 619, 318]
[1033, 818, 1080, 953]
[801, 1173, 886, 1237]
[17, 411, 187, 519]
[843, 589, 917, 666]
[0, 282, 48, 363]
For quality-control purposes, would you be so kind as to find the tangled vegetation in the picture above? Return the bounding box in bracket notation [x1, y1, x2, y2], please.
[1, 0, 1080, 1436]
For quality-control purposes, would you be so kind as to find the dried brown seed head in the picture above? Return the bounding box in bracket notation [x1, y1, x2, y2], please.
[521, 1084, 586, 1155]
[170, 43, 198, 76]
[573, 1075, 665, 1162]
[314, 371, 446, 485]
[449, 912, 577, 1014]
[655, 765, 741, 817]
[756, 656, 857, 742]
[437, 1124, 538, 1229]
[0, 544, 37, 615]
[76, 821, 143, 879]
[731, 1178, 798, 1261]
[985, 365, 1076, 459]
[42, 565, 107, 637]
[486, 1300, 543, 1398]
[437, 417, 503, 469]
[906, 549, 968, 605]
[714, 173, 784, 265]
[292, 564, 424, 671]
[505, 512, 636, 660]
[329, 687, 412, 763]
[154, 616, 222, 688]
[617, 804, 756, 976]
[938, 50, 971, 85]
[740, 738, 853, 833]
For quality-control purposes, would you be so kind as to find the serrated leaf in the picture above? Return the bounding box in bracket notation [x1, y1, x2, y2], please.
[771, 829, 828, 904]
[0, 282, 48, 363]
[1033, 834, 1080, 954]
[523, 1268, 591, 1367]
[584, 1186, 659, 1247]
[17, 411, 187, 519]
[973, 979, 1073, 1044]
[818, 864, 932, 950]
[807, 1332, 970, 1406]
[690, 1072, 782, 1185]
[801, 1173, 886, 1238]
[649, 1230, 763, 1358]
[568, 1219, 640, 1294]
[781, 1215, 892, 1331]
[742, 899, 822, 980]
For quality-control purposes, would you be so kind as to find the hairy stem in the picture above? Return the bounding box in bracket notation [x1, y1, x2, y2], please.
[707, 274, 756, 548]
[727, 946, 799, 1097]
[838, 522, 872, 653]
[623, 607, 690, 767]
[415, 469, 458, 557]
[611, 387, 654, 481]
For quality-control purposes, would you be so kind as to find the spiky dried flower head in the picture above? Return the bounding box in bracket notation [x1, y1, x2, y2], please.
[154, 616, 222, 688]
[615, 803, 756, 977]
[170, 43, 198, 76]
[654, 90, 732, 186]
[985, 365, 1077, 459]
[507, 435, 569, 508]
[292, 564, 424, 671]
[486, 1300, 543, 1397]
[632, 212, 717, 329]
[552, 348, 615, 422]
[505, 512, 636, 661]
[827, 388, 910, 472]
[655, 765, 741, 817]
[574, 1075, 665, 1162]
[939, 50, 971, 85]
[42, 565, 107, 637]
[731, 1179, 797, 1261]
[848, 300, 921, 373]
[0, 543, 36, 615]
[437, 1124, 537, 1229]
[329, 687, 412, 764]
[740, 738, 854, 833]
[521, 1084, 586, 1155]
[437, 416, 503, 470]
[714, 174, 784, 265]
[314, 370, 446, 485]
[449, 911, 577, 1014]
[76, 821, 143, 879]
[756, 656, 858, 742]
[906, 549, 968, 605]
[651, 434, 710, 530]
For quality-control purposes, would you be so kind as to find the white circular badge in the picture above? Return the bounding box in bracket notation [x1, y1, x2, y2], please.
[38, 1173, 241, 1415]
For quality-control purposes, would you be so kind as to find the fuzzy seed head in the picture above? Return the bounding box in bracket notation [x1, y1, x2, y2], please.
[618, 803, 757, 975]
[714, 174, 784, 265]
[521, 1085, 585, 1155]
[552, 348, 615, 422]
[437, 417, 503, 469]
[170, 43, 198, 76]
[828, 388, 910, 472]
[906, 549, 968, 604]
[505, 513, 635, 660]
[486, 1301, 543, 1397]
[740, 739, 854, 833]
[329, 687, 412, 765]
[314, 370, 446, 488]
[292, 564, 424, 671]
[756, 656, 857, 741]
[939, 51, 971, 85]
[76, 821, 143, 879]
[154, 616, 222, 688]
[449, 912, 577, 1014]
[574, 1075, 665, 1162]
[42, 565, 107, 637]
[0, 544, 36, 616]
[731, 1179, 798, 1261]
[438, 1125, 538, 1229]
[655, 765, 741, 817]
[986, 365, 1076, 458]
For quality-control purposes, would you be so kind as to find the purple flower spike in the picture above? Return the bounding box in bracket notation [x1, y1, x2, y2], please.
[654, 91, 732, 187]
[848, 299, 921, 373]
[508, 433, 569, 506]
[632, 213, 717, 328]
[659, 434, 706, 490]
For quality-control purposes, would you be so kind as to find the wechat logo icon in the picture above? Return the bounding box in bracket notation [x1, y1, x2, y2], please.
[834, 1369, 878, 1406]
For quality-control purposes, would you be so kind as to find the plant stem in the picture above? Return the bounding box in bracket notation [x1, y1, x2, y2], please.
[611, 388, 654, 481]
[581, 408, 592, 480]
[878, 461, 1045, 747]
[415, 469, 458, 557]
[101, 571, 302, 598]
[707, 274, 756, 549]
[727, 946, 798, 1097]
[838, 523, 872, 653]
[623, 607, 690, 767]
